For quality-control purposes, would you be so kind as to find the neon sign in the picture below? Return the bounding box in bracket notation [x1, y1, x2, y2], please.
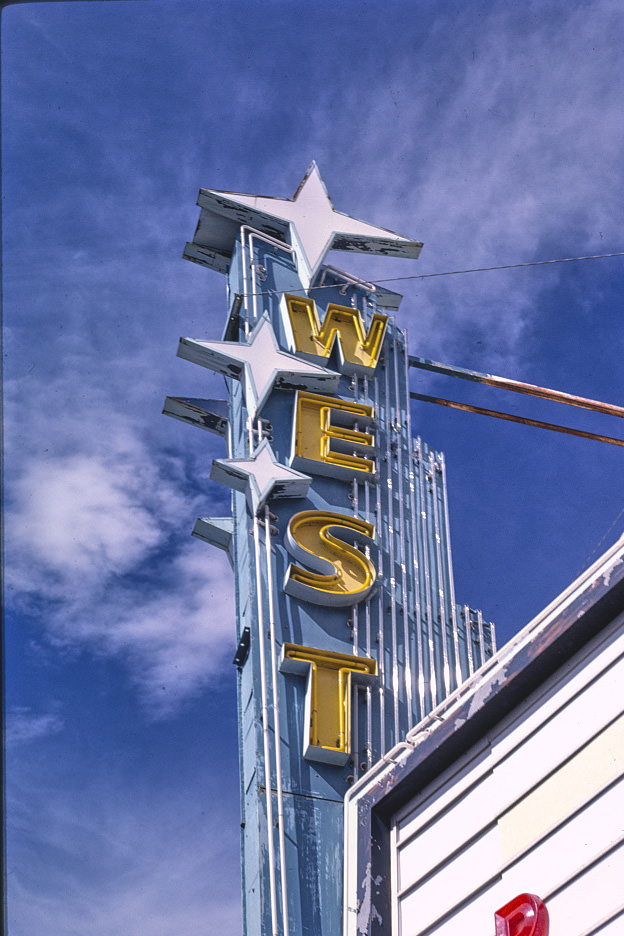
[276, 302, 383, 755]
[291, 391, 376, 479]
[178, 291, 387, 758]
[278, 301, 382, 753]
[283, 510, 377, 608]
[170, 163, 495, 936]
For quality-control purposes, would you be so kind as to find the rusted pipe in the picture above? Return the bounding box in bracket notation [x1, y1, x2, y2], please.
[409, 355, 624, 419]
[409, 391, 624, 447]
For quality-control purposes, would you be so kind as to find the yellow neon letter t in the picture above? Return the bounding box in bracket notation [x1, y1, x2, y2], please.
[280, 644, 377, 765]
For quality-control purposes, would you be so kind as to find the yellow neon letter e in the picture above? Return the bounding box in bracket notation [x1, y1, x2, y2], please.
[292, 391, 376, 479]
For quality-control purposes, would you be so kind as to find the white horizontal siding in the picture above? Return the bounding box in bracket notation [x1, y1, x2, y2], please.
[393, 615, 624, 936]
[398, 825, 500, 933]
[398, 780, 624, 936]
[545, 844, 624, 936]
[401, 842, 624, 936]
[498, 779, 624, 902]
[397, 624, 624, 849]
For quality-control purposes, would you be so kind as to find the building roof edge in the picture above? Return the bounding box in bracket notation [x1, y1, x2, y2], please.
[349, 533, 624, 818]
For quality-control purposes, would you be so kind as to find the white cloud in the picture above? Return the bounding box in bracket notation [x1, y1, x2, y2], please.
[9, 451, 163, 586]
[6, 444, 236, 713]
[6, 708, 64, 746]
[5, 375, 235, 715]
[306, 1, 624, 371]
[97, 544, 237, 715]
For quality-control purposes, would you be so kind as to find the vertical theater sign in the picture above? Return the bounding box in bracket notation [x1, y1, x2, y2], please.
[164, 164, 495, 936]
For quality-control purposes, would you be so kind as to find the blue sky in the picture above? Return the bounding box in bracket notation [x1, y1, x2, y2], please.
[3, 0, 624, 932]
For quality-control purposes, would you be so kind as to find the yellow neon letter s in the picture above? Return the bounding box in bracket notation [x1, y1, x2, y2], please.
[283, 510, 376, 606]
[280, 643, 377, 765]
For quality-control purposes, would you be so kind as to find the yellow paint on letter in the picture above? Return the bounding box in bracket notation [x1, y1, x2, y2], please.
[283, 294, 387, 375]
[280, 643, 377, 764]
[283, 510, 376, 606]
[292, 391, 376, 479]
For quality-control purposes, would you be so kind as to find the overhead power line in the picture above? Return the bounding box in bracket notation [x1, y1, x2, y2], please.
[370, 250, 624, 286]
[242, 250, 624, 298]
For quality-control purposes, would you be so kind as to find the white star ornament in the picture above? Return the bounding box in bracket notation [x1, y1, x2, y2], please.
[185, 162, 422, 281]
[211, 439, 312, 515]
[177, 317, 341, 421]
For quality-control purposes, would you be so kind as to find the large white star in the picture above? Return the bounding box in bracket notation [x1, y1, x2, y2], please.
[186, 162, 422, 280]
[177, 316, 341, 420]
[211, 438, 311, 515]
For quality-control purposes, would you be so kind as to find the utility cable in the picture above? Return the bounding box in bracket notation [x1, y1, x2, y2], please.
[577, 506, 624, 575]
[235, 250, 624, 299]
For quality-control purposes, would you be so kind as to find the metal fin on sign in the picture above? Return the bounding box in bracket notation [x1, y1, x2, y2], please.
[311, 264, 404, 311]
[162, 397, 229, 436]
[183, 240, 231, 275]
[192, 517, 235, 565]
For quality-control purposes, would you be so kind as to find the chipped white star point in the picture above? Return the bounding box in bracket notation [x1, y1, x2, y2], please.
[201, 162, 422, 279]
[178, 316, 341, 420]
[211, 438, 312, 515]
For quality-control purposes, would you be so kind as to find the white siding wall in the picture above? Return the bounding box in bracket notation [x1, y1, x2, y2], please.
[391, 612, 624, 936]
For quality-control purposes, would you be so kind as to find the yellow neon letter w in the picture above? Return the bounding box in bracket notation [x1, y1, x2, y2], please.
[283, 294, 387, 375]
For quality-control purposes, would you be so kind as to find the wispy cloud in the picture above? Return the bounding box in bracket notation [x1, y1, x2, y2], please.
[7, 759, 242, 936]
[4, 3, 624, 936]
[6, 708, 64, 746]
[91, 544, 237, 714]
[6, 0, 624, 717]
[5, 373, 235, 715]
[302, 1, 624, 369]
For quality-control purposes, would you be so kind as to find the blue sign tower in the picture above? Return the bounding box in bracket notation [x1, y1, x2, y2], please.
[165, 164, 495, 936]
